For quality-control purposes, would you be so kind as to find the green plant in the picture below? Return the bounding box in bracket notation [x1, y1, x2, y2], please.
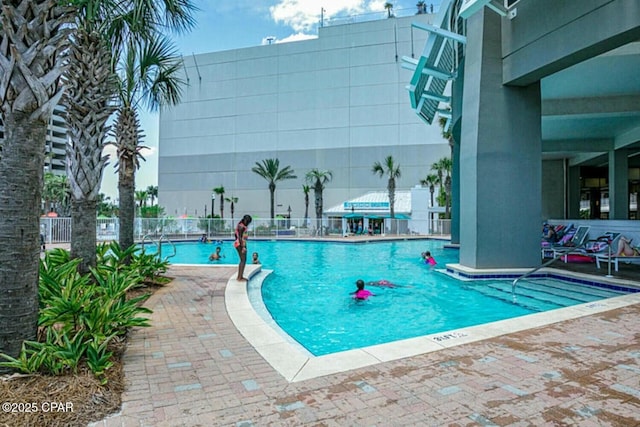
[50, 329, 86, 373]
[0, 342, 48, 374]
[2, 245, 157, 382]
[130, 250, 169, 282]
[86, 339, 114, 385]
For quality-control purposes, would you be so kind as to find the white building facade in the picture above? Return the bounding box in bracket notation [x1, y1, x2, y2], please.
[158, 14, 450, 220]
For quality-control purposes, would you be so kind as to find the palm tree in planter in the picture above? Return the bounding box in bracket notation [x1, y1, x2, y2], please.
[305, 169, 333, 235]
[225, 196, 238, 224]
[62, 2, 119, 274]
[302, 184, 311, 225]
[213, 186, 225, 220]
[0, 0, 72, 363]
[112, 35, 187, 254]
[252, 158, 297, 224]
[372, 155, 402, 233]
[64, 0, 195, 274]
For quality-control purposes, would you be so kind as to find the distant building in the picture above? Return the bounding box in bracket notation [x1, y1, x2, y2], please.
[158, 13, 450, 219]
[0, 104, 67, 176]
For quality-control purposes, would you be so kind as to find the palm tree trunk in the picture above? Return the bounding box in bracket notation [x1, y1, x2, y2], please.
[269, 188, 275, 226]
[118, 157, 136, 252]
[0, 113, 46, 364]
[314, 189, 323, 235]
[70, 198, 98, 274]
[64, 28, 116, 274]
[115, 106, 141, 254]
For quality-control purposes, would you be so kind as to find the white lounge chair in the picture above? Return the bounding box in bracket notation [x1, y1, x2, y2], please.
[595, 235, 640, 272]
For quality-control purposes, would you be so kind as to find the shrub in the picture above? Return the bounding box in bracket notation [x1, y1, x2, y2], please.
[0, 246, 156, 383]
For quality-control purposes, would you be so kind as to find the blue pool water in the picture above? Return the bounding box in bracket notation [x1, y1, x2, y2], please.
[155, 240, 632, 356]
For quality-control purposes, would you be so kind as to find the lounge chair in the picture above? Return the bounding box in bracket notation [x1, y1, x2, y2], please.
[595, 235, 640, 272]
[541, 224, 575, 258]
[550, 225, 591, 260]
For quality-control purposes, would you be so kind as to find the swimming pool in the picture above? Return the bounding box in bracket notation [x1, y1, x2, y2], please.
[157, 240, 634, 356]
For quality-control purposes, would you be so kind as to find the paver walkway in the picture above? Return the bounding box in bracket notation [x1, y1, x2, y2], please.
[90, 265, 640, 426]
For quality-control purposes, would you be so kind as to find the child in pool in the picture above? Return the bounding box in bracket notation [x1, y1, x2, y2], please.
[209, 246, 224, 261]
[351, 279, 375, 300]
[423, 251, 437, 266]
[366, 279, 399, 288]
[252, 252, 261, 264]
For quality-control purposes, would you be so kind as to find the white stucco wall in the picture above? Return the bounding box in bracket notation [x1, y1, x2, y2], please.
[158, 14, 450, 219]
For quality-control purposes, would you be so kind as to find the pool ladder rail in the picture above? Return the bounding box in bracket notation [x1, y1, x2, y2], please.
[141, 234, 177, 261]
[511, 239, 608, 299]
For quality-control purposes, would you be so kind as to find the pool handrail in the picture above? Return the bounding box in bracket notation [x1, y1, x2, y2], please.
[512, 239, 596, 297]
[141, 234, 177, 261]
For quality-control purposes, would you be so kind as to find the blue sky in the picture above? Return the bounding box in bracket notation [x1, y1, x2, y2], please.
[99, 0, 443, 200]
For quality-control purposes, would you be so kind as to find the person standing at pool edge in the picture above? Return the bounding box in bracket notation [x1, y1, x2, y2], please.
[234, 214, 252, 281]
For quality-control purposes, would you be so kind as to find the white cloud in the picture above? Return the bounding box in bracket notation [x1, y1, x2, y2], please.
[277, 33, 318, 44]
[269, 0, 390, 34]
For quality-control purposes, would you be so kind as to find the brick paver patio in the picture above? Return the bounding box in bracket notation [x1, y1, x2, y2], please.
[89, 265, 640, 426]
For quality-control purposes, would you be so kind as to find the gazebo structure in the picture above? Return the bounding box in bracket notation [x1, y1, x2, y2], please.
[324, 191, 412, 235]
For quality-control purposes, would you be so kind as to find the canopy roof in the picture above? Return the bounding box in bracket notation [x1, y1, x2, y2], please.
[325, 191, 411, 217]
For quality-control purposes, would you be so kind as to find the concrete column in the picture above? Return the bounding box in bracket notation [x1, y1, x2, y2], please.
[609, 149, 628, 219]
[459, 10, 542, 269]
[450, 60, 464, 246]
[567, 164, 581, 219]
[450, 132, 460, 245]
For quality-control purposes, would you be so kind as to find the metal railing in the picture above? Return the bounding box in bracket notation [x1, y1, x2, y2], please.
[40, 217, 452, 244]
[141, 234, 176, 261]
[512, 239, 599, 297]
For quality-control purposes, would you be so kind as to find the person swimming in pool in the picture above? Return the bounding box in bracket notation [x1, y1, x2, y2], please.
[209, 246, 223, 261]
[366, 279, 401, 288]
[423, 251, 437, 266]
[351, 279, 375, 300]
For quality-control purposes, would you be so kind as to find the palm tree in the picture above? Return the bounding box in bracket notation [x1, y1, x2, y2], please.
[305, 169, 332, 234]
[420, 174, 439, 208]
[225, 196, 238, 224]
[372, 155, 402, 221]
[384, 2, 394, 18]
[135, 190, 149, 209]
[112, 35, 186, 253]
[0, 0, 72, 364]
[146, 185, 159, 206]
[213, 186, 225, 219]
[42, 172, 71, 216]
[302, 185, 311, 223]
[64, 0, 195, 274]
[63, 2, 120, 274]
[252, 159, 297, 223]
[438, 157, 453, 218]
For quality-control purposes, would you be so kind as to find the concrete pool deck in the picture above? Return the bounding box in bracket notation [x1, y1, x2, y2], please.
[90, 263, 640, 426]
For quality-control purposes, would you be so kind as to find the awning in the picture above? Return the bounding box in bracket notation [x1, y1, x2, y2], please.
[390, 213, 410, 219]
